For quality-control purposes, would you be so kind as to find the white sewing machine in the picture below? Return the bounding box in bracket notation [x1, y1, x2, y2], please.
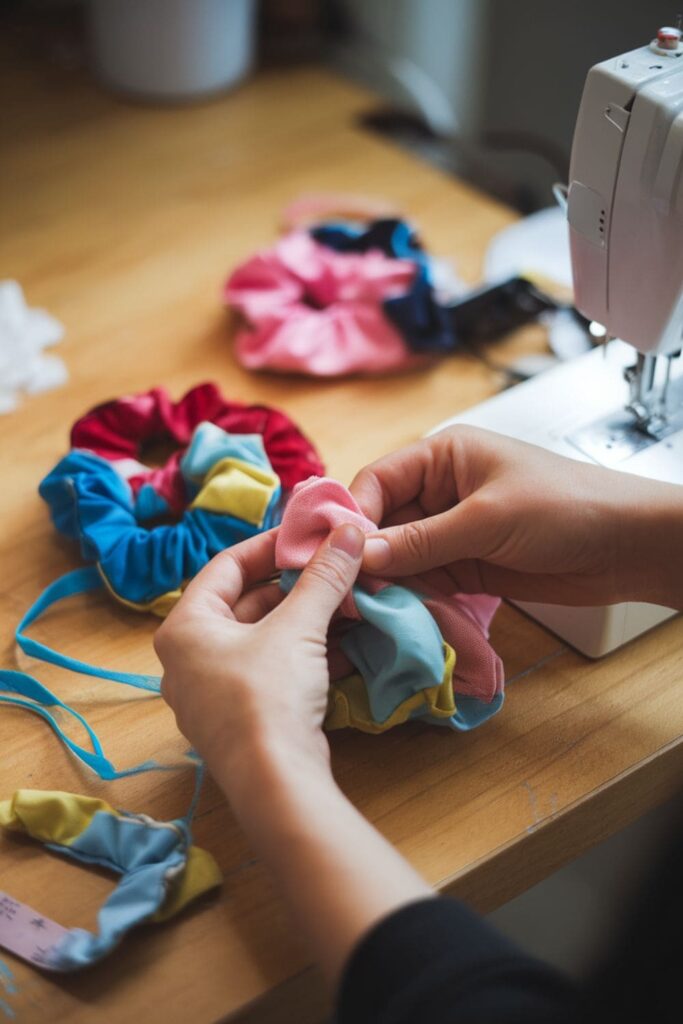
[431, 27, 683, 657]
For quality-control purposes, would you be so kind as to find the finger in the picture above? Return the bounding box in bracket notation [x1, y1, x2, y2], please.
[277, 524, 365, 630]
[349, 439, 437, 523]
[182, 529, 279, 611]
[233, 581, 284, 623]
[376, 498, 478, 593]
[380, 498, 425, 529]
[350, 429, 479, 524]
[361, 496, 496, 577]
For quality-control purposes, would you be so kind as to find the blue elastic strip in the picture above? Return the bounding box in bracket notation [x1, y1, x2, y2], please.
[0, 669, 160, 780]
[16, 567, 162, 693]
[183, 756, 206, 825]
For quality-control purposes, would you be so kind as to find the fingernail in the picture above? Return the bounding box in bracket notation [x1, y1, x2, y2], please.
[330, 524, 365, 558]
[363, 537, 392, 570]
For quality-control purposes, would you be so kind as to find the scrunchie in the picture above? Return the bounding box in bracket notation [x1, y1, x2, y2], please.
[275, 477, 504, 734]
[0, 789, 222, 971]
[71, 381, 323, 511]
[224, 218, 458, 378]
[40, 384, 324, 615]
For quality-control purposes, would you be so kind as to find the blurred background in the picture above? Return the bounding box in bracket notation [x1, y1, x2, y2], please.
[3, 0, 677, 213]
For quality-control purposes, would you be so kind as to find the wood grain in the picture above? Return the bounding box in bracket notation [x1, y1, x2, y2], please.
[1, 44, 681, 1024]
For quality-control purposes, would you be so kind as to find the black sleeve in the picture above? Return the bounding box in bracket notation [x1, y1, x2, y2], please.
[335, 897, 581, 1024]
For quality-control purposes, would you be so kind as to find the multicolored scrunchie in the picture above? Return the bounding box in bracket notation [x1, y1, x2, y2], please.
[276, 477, 504, 734]
[0, 787, 221, 971]
[40, 383, 324, 614]
[224, 217, 459, 377]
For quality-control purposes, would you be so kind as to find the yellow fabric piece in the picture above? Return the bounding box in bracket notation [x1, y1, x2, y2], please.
[190, 456, 279, 526]
[97, 564, 182, 618]
[0, 790, 116, 845]
[147, 588, 183, 618]
[151, 844, 223, 921]
[325, 643, 457, 734]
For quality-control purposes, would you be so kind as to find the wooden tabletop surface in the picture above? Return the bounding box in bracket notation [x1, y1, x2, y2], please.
[1, 43, 681, 1024]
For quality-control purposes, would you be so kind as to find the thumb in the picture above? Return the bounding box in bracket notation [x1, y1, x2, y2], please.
[361, 499, 493, 577]
[280, 524, 365, 629]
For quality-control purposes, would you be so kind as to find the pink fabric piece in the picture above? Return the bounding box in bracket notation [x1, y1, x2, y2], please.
[276, 476, 376, 618]
[276, 476, 503, 702]
[421, 593, 503, 702]
[225, 232, 423, 377]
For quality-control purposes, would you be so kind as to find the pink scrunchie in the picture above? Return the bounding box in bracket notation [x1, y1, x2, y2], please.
[224, 232, 422, 377]
[276, 477, 503, 703]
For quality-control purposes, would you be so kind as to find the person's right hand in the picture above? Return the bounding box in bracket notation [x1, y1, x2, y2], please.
[349, 426, 683, 609]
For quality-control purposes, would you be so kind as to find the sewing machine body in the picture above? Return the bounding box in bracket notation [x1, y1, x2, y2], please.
[431, 33, 683, 658]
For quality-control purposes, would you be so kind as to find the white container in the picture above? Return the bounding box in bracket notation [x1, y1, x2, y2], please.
[89, 0, 256, 101]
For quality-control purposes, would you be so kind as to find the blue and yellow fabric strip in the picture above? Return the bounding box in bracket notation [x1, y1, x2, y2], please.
[0, 790, 221, 971]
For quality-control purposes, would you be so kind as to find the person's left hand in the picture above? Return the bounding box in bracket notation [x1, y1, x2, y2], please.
[155, 523, 365, 781]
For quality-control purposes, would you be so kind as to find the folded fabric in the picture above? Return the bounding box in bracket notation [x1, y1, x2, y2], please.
[40, 384, 325, 614]
[0, 789, 221, 971]
[275, 477, 504, 733]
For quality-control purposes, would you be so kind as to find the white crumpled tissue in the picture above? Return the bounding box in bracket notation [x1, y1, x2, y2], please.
[0, 280, 68, 413]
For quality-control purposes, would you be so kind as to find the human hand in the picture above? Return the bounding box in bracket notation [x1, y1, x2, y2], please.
[350, 426, 683, 608]
[155, 523, 365, 787]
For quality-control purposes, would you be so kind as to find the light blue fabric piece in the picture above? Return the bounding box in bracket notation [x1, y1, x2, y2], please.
[281, 571, 501, 731]
[341, 585, 445, 724]
[46, 812, 192, 969]
[412, 690, 505, 731]
[180, 422, 271, 480]
[39, 451, 281, 605]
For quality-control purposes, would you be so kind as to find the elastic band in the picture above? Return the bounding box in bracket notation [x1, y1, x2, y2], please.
[183, 756, 206, 825]
[0, 669, 160, 780]
[16, 568, 162, 693]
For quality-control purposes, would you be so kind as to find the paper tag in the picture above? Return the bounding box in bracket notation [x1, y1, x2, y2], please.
[0, 892, 68, 969]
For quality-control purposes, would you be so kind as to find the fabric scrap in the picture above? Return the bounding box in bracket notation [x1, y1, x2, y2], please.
[0, 789, 221, 971]
[276, 476, 504, 733]
[0, 280, 67, 414]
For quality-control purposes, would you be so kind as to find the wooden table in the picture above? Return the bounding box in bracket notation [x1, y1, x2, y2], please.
[1, 44, 681, 1024]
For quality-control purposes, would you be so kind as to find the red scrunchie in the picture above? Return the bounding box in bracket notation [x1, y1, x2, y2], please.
[71, 382, 324, 513]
